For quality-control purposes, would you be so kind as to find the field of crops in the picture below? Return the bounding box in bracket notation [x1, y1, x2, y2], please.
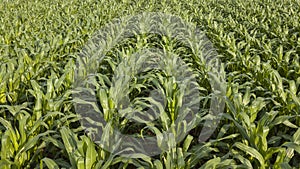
[0, 0, 299, 168]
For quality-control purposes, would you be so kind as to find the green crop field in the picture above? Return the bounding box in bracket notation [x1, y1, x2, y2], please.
[0, 0, 299, 168]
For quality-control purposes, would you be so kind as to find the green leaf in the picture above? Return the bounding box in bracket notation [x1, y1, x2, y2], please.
[199, 157, 220, 169]
[42, 158, 59, 169]
[83, 137, 97, 169]
[154, 160, 163, 169]
[292, 128, 300, 144]
[234, 142, 265, 169]
[183, 135, 193, 152]
[282, 142, 300, 154]
[60, 127, 77, 167]
[15, 130, 55, 160]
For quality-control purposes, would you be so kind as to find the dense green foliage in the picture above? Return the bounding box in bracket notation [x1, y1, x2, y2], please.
[0, 0, 299, 168]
